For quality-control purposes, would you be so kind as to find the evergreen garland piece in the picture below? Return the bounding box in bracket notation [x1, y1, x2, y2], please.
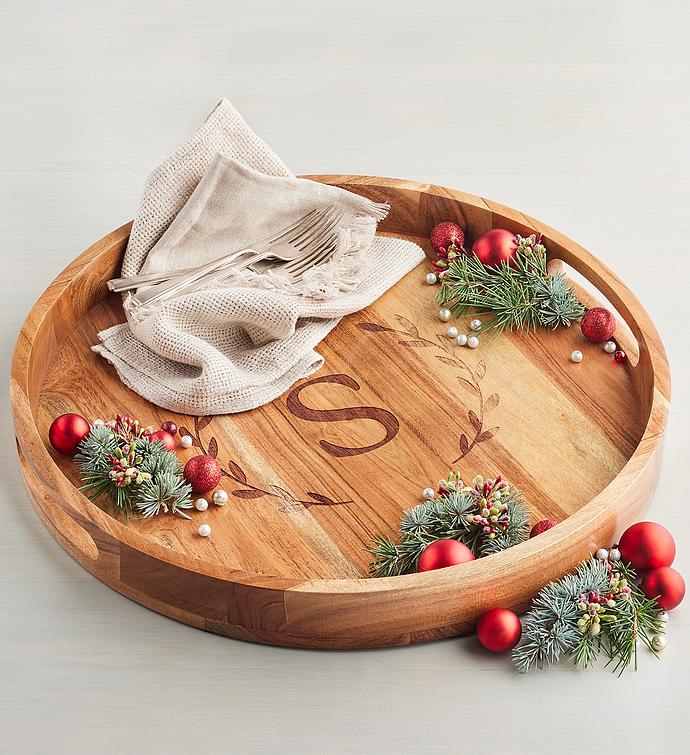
[437, 234, 584, 332]
[367, 474, 529, 577]
[513, 555, 664, 674]
[74, 415, 192, 519]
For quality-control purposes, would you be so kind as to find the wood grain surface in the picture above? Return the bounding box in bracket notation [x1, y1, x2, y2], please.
[10, 176, 670, 648]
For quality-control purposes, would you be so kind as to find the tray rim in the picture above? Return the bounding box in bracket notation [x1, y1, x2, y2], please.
[10, 175, 671, 647]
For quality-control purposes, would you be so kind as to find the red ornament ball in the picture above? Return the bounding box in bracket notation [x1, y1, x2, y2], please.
[471, 228, 518, 267]
[161, 420, 178, 436]
[613, 349, 627, 365]
[149, 429, 177, 452]
[417, 539, 475, 572]
[430, 221, 464, 254]
[183, 454, 222, 494]
[580, 307, 616, 343]
[476, 607, 522, 653]
[618, 521, 675, 571]
[48, 413, 91, 456]
[530, 519, 558, 538]
[641, 567, 686, 611]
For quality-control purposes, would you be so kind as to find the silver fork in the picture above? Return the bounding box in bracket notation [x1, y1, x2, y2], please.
[108, 204, 340, 295]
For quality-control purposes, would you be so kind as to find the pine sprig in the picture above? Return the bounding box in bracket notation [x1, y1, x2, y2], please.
[367, 475, 529, 577]
[437, 235, 584, 332]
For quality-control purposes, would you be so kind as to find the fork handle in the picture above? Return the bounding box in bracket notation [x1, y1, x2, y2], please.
[108, 267, 195, 292]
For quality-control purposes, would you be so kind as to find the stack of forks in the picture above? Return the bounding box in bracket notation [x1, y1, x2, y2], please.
[108, 205, 345, 307]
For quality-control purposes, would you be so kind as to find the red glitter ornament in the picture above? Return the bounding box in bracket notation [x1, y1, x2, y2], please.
[417, 539, 475, 572]
[149, 429, 177, 452]
[48, 413, 91, 456]
[641, 567, 685, 611]
[183, 455, 223, 494]
[471, 228, 518, 267]
[580, 307, 616, 343]
[429, 221, 464, 254]
[618, 521, 676, 571]
[476, 607, 522, 653]
[161, 420, 178, 436]
[613, 350, 627, 365]
[530, 519, 558, 538]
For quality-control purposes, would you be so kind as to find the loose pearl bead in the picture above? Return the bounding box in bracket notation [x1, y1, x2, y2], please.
[198, 524, 212, 537]
[438, 308, 452, 322]
[570, 350, 583, 363]
[609, 547, 621, 561]
[447, 326, 459, 338]
[467, 336, 479, 349]
[212, 489, 228, 506]
[657, 611, 670, 624]
[425, 272, 438, 285]
[456, 334, 468, 346]
[469, 318, 482, 332]
[194, 498, 208, 511]
[422, 487, 435, 500]
[595, 548, 609, 561]
[92, 418, 105, 427]
[651, 634, 667, 652]
[604, 340, 617, 354]
[180, 435, 193, 448]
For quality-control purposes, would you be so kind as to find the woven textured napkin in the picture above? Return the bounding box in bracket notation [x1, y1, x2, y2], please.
[95, 99, 425, 415]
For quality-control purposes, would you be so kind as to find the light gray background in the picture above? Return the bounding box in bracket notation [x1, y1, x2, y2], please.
[1, 1, 689, 753]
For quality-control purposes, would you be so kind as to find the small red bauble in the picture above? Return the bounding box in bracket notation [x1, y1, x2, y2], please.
[476, 607, 522, 653]
[149, 429, 177, 452]
[580, 307, 616, 343]
[530, 519, 558, 538]
[471, 228, 518, 267]
[641, 567, 685, 611]
[48, 413, 91, 456]
[161, 420, 178, 436]
[183, 454, 223, 494]
[618, 521, 675, 571]
[417, 539, 475, 572]
[430, 221, 464, 254]
[613, 350, 627, 365]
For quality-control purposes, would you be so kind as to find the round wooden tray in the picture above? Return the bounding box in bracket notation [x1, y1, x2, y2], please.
[11, 175, 670, 649]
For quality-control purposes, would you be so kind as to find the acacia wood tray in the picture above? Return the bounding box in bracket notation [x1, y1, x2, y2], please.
[11, 175, 670, 649]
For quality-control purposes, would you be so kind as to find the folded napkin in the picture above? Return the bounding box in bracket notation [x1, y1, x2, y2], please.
[95, 99, 425, 415]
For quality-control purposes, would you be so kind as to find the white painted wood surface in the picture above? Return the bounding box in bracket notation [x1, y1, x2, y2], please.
[1, 1, 688, 752]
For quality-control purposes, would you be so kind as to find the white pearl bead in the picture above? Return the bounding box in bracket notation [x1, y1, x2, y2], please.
[570, 350, 583, 363]
[180, 435, 193, 448]
[194, 498, 208, 511]
[609, 547, 621, 561]
[212, 489, 228, 506]
[456, 334, 468, 346]
[447, 326, 459, 338]
[197, 523, 212, 537]
[595, 548, 609, 561]
[438, 308, 452, 322]
[422, 487, 435, 500]
[92, 418, 105, 427]
[657, 611, 670, 624]
[651, 634, 667, 652]
[467, 336, 479, 349]
[469, 318, 482, 332]
[425, 272, 438, 285]
[604, 341, 617, 354]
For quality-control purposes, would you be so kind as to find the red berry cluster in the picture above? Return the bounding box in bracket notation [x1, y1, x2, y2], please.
[429, 221, 465, 276]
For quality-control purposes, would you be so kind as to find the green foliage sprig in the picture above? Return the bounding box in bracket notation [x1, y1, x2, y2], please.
[75, 415, 193, 519]
[437, 234, 584, 332]
[367, 473, 530, 577]
[513, 555, 664, 674]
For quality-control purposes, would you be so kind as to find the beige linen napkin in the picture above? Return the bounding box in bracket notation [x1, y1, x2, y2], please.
[95, 99, 425, 415]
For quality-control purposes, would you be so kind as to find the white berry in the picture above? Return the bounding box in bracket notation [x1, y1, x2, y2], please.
[651, 634, 667, 652]
[570, 350, 583, 363]
[609, 547, 621, 561]
[469, 318, 482, 332]
[447, 326, 459, 338]
[212, 489, 229, 506]
[456, 334, 468, 346]
[194, 498, 208, 511]
[604, 341, 617, 354]
[197, 523, 212, 537]
[425, 272, 438, 285]
[422, 487, 435, 500]
[180, 435, 193, 448]
[467, 336, 479, 349]
[438, 308, 452, 322]
[595, 548, 609, 561]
